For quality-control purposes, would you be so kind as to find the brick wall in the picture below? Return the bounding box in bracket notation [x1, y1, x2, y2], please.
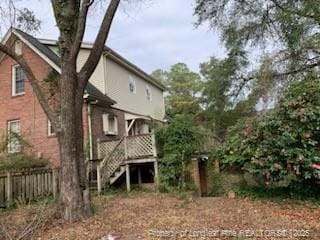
[90, 106, 126, 159]
[0, 40, 61, 165]
[0, 37, 119, 165]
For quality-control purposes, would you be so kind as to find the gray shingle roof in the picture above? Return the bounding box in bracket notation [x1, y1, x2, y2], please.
[14, 29, 116, 105]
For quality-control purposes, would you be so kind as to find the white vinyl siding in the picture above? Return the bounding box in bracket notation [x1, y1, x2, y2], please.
[47, 46, 106, 94]
[128, 76, 136, 93]
[105, 58, 165, 120]
[45, 44, 165, 120]
[146, 85, 152, 101]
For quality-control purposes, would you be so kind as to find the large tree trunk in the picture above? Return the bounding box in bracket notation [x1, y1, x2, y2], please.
[57, 67, 91, 221]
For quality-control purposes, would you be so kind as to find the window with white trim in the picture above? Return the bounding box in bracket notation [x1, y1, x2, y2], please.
[8, 120, 21, 153]
[102, 113, 118, 135]
[146, 85, 152, 101]
[128, 75, 136, 93]
[48, 120, 56, 136]
[12, 65, 25, 96]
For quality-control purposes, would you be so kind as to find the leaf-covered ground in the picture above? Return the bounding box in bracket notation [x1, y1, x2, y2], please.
[0, 192, 319, 239]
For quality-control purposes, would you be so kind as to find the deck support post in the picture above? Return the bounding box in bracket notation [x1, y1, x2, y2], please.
[97, 164, 102, 194]
[138, 167, 142, 186]
[154, 160, 159, 191]
[126, 164, 131, 192]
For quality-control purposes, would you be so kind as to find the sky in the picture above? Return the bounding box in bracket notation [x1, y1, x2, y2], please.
[10, 0, 226, 74]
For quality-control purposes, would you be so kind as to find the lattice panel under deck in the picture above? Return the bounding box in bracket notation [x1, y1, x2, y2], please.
[127, 134, 154, 159]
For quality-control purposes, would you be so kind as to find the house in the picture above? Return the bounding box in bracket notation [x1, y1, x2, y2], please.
[0, 28, 166, 191]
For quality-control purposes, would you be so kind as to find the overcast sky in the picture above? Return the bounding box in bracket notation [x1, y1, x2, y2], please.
[4, 0, 226, 73]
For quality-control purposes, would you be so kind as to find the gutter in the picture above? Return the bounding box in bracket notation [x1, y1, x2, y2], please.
[87, 103, 93, 160]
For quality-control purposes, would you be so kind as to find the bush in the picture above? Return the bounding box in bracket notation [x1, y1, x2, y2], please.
[220, 76, 320, 189]
[0, 154, 48, 171]
[0, 131, 48, 171]
[156, 114, 205, 192]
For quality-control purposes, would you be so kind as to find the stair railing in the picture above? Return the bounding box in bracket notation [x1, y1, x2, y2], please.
[97, 136, 126, 192]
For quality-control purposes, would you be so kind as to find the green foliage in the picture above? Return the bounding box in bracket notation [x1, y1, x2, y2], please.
[200, 54, 257, 143]
[0, 131, 48, 171]
[0, 154, 48, 171]
[0, 3, 41, 34]
[151, 63, 202, 116]
[195, 0, 320, 104]
[220, 76, 320, 188]
[156, 115, 205, 192]
[234, 182, 320, 202]
[209, 172, 246, 197]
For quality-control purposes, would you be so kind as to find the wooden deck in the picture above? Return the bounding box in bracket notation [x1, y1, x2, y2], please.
[90, 133, 159, 192]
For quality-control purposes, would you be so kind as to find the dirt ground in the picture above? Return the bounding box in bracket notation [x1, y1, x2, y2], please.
[0, 192, 319, 240]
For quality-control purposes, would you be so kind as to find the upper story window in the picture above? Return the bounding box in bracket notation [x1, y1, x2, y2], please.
[14, 40, 23, 55]
[12, 65, 25, 96]
[128, 75, 136, 94]
[7, 119, 21, 153]
[102, 113, 118, 135]
[146, 85, 152, 101]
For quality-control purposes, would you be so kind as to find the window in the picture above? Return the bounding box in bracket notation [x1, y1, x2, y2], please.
[8, 120, 21, 153]
[15, 40, 22, 55]
[128, 75, 136, 93]
[12, 65, 25, 96]
[146, 85, 152, 101]
[102, 113, 118, 135]
[48, 120, 56, 136]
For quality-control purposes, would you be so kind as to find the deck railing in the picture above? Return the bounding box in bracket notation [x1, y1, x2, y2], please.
[94, 134, 157, 192]
[97, 133, 157, 160]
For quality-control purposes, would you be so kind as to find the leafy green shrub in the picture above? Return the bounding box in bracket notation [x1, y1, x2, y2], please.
[0, 131, 48, 171]
[221, 76, 320, 188]
[234, 181, 320, 202]
[209, 172, 244, 196]
[156, 114, 205, 192]
[0, 154, 48, 171]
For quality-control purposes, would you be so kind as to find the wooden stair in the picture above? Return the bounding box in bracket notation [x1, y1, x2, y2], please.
[110, 166, 126, 185]
[94, 134, 157, 192]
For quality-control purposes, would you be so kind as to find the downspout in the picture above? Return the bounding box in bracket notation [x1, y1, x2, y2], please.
[87, 103, 93, 160]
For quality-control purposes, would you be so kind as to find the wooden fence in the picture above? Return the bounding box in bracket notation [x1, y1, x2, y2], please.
[0, 167, 59, 208]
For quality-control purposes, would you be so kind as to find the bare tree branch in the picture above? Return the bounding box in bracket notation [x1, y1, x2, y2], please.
[270, 0, 320, 24]
[70, 0, 94, 60]
[231, 59, 320, 100]
[0, 43, 60, 132]
[78, 0, 120, 89]
[0, 224, 12, 240]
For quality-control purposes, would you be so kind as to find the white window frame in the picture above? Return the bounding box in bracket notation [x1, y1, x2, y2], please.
[146, 85, 152, 101]
[128, 75, 136, 94]
[102, 113, 118, 135]
[7, 119, 21, 153]
[12, 65, 25, 96]
[48, 120, 56, 137]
